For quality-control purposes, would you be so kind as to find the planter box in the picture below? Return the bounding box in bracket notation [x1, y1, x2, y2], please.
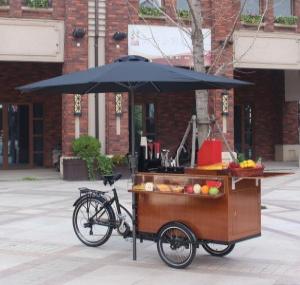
[63, 158, 102, 181]
[63, 158, 89, 181]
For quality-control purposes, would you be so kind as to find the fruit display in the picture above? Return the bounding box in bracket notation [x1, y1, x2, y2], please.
[198, 162, 228, 170]
[170, 185, 184, 193]
[184, 184, 194, 194]
[239, 159, 256, 168]
[193, 184, 201, 194]
[156, 184, 171, 192]
[133, 181, 223, 197]
[133, 183, 145, 191]
[209, 187, 219, 196]
[201, 185, 209, 195]
[228, 155, 264, 177]
[206, 180, 222, 189]
[145, 182, 154, 192]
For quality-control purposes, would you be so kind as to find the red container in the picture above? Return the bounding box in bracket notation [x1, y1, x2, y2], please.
[197, 139, 222, 166]
[153, 142, 161, 159]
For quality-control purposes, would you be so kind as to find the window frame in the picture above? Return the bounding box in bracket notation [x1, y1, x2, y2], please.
[240, 0, 261, 15]
[139, 0, 163, 9]
[273, 0, 294, 17]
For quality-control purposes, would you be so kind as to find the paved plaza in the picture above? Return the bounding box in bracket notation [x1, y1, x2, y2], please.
[0, 167, 300, 285]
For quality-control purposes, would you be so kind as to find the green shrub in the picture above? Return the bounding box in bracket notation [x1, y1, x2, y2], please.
[97, 155, 114, 175]
[24, 0, 50, 8]
[177, 9, 191, 20]
[241, 14, 263, 25]
[111, 154, 128, 166]
[274, 16, 298, 25]
[72, 135, 113, 179]
[139, 6, 163, 17]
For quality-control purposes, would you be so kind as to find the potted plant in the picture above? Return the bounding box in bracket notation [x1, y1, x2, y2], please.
[63, 135, 113, 180]
[139, 6, 164, 18]
[111, 154, 129, 176]
[241, 14, 263, 25]
[274, 16, 298, 26]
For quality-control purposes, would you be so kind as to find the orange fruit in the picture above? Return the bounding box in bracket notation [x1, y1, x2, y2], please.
[201, 185, 209, 195]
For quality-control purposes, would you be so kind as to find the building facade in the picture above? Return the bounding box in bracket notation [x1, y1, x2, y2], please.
[0, 0, 299, 171]
[0, 0, 89, 169]
[104, 0, 300, 162]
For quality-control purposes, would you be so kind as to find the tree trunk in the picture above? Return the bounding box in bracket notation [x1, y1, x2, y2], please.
[188, 0, 210, 147]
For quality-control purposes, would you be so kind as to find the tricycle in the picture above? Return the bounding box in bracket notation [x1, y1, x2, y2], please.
[72, 170, 286, 269]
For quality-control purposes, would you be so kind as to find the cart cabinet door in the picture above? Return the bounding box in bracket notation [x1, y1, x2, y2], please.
[229, 179, 261, 240]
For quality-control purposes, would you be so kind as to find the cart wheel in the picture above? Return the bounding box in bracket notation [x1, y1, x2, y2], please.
[202, 242, 235, 257]
[157, 222, 196, 269]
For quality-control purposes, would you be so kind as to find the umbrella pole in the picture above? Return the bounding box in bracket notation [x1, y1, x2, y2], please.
[130, 89, 137, 261]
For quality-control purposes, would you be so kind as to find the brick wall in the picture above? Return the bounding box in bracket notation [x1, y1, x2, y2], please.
[0, 61, 62, 167]
[62, 0, 89, 156]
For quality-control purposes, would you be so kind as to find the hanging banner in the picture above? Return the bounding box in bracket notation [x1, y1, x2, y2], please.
[128, 24, 211, 67]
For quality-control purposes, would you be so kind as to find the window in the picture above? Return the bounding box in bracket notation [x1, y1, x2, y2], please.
[139, 0, 162, 8]
[274, 0, 293, 16]
[241, 0, 260, 15]
[177, 0, 189, 11]
[0, 0, 9, 6]
[22, 0, 52, 8]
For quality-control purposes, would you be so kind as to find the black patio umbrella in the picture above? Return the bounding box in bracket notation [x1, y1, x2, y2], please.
[17, 55, 251, 161]
[17, 55, 251, 261]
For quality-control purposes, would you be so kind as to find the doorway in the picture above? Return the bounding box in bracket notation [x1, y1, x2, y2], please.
[0, 103, 32, 169]
[234, 104, 254, 159]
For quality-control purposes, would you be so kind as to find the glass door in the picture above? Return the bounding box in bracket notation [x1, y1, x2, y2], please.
[7, 104, 30, 166]
[234, 104, 254, 159]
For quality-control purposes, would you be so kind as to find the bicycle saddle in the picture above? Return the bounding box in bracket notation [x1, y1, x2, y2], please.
[103, 173, 122, 186]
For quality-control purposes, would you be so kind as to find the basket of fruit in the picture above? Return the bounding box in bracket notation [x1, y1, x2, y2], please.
[229, 157, 264, 177]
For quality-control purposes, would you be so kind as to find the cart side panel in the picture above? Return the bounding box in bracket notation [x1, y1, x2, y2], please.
[137, 192, 229, 242]
[228, 178, 261, 241]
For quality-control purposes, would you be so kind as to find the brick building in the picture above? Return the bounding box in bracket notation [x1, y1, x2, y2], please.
[0, 0, 90, 169]
[0, 0, 299, 171]
[105, 0, 300, 162]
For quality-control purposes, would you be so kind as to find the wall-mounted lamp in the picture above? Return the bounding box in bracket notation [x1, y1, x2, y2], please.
[221, 90, 229, 115]
[115, 93, 123, 116]
[74, 94, 82, 116]
[112, 32, 127, 41]
[72, 27, 86, 39]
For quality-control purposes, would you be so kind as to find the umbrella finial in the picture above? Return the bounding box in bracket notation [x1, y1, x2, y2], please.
[114, 55, 149, 63]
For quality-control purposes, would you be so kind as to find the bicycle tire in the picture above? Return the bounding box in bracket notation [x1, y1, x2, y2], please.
[157, 222, 196, 269]
[72, 195, 115, 247]
[202, 243, 235, 257]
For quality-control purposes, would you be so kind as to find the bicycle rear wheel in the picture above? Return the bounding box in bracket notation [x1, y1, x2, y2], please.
[73, 196, 115, 247]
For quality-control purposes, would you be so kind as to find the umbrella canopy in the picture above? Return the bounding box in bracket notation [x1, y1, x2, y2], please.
[17, 55, 252, 167]
[17, 55, 250, 94]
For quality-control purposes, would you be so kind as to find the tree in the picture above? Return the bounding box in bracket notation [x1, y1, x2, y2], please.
[127, 0, 268, 153]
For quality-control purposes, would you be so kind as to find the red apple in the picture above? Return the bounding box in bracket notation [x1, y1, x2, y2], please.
[184, 184, 194, 194]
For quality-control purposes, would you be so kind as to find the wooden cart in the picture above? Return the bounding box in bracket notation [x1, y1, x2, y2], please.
[130, 170, 287, 268]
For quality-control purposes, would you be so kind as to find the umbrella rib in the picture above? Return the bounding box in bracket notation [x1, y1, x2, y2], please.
[150, 82, 161, 93]
[83, 82, 103, 94]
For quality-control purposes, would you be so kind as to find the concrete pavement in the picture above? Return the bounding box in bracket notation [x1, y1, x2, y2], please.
[0, 170, 300, 284]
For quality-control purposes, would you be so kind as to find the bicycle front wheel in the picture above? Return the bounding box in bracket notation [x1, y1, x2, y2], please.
[73, 196, 115, 247]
